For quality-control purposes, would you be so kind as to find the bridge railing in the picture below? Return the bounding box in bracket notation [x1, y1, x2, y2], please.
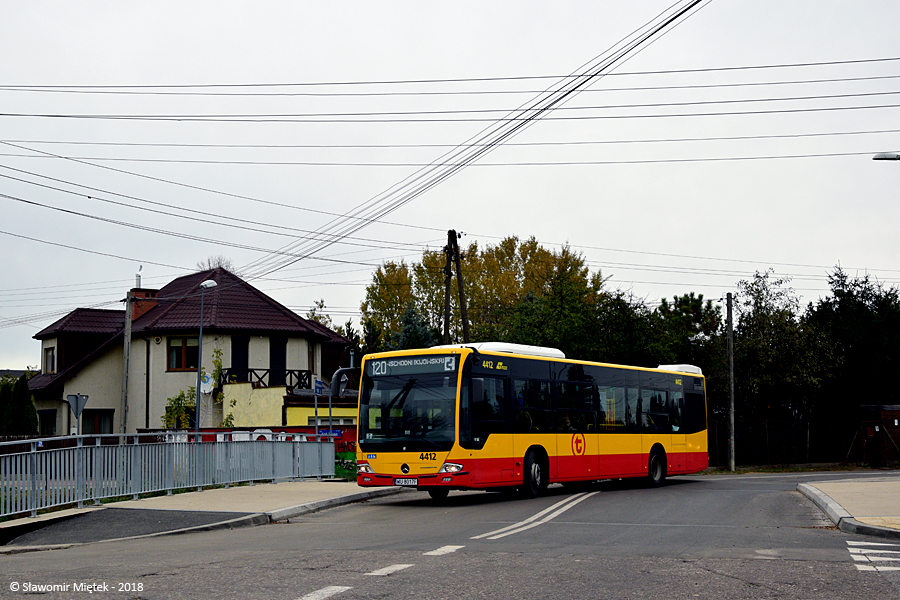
[0, 434, 334, 519]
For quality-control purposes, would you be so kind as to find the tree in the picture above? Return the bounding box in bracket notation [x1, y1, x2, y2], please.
[196, 255, 237, 274]
[335, 319, 363, 365]
[360, 236, 608, 352]
[651, 292, 722, 366]
[804, 268, 900, 457]
[0, 376, 13, 434]
[593, 290, 655, 366]
[361, 260, 413, 348]
[388, 303, 437, 350]
[306, 298, 334, 328]
[162, 386, 196, 429]
[733, 270, 807, 421]
[4, 375, 38, 436]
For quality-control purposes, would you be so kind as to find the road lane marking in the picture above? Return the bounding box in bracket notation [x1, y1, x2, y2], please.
[424, 545, 465, 556]
[470, 493, 589, 540]
[471, 491, 599, 540]
[848, 541, 900, 547]
[846, 540, 900, 572]
[366, 564, 414, 576]
[297, 586, 352, 600]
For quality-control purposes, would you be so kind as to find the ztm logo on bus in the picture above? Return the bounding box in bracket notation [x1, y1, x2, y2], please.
[571, 433, 586, 456]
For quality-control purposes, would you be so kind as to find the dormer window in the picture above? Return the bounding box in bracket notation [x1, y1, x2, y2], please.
[167, 337, 199, 371]
[43, 347, 56, 374]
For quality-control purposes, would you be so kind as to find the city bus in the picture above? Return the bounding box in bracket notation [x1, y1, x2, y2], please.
[354, 342, 708, 500]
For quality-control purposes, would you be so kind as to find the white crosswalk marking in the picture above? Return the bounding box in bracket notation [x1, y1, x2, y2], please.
[423, 545, 465, 556]
[847, 540, 900, 572]
[366, 564, 414, 576]
[297, 586, 352, 600]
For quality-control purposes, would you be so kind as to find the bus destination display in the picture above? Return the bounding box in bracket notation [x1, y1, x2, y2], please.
[367, 355, 457, 377]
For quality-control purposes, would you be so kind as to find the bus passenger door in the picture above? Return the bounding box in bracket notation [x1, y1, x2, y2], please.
[554, 382, 599, 481]
[470, 375, 513, 484]
[669, 388, 686, 474]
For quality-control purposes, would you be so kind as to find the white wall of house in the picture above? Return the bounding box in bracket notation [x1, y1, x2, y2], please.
[39, 332, 324, 434]
[121, 333, 321, 432]
[62, 344, 123, 434]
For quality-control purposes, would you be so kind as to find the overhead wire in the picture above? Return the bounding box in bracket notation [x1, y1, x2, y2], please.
[5, 127, 900, 151]
[0, 55, 897, 90]
[239, 0, 710, 281]
[3, 89, 900, 122]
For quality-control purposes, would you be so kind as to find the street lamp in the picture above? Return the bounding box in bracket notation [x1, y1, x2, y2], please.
[195, 279, 217, 441]
[873, 152, 900, 161]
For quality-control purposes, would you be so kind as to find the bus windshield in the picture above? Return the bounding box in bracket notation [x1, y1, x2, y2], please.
[359, 355, 459, 452]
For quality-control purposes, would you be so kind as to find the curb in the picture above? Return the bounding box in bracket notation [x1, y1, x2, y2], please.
[266, 487, 409, 522]
[0, 487, 408, 554]
[797, 483, 900, 541]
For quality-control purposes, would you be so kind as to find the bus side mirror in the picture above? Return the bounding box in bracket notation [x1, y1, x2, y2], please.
[330, 367, 360, 397]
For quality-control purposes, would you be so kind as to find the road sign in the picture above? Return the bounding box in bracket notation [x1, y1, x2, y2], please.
[66, 394, 88, 418]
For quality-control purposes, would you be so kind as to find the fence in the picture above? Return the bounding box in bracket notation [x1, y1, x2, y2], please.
[0, 434, 334, 519]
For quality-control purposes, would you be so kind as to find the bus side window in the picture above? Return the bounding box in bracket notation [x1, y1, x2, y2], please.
[468, 376, 509, 448]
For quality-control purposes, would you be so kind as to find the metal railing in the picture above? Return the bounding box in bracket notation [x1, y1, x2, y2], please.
[0, 434, 334, 519]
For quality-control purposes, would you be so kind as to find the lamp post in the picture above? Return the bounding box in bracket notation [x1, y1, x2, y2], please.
[873, 152, 900, 161]
[195, 279, 217, 441]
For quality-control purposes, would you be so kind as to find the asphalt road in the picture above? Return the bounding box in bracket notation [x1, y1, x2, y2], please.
[1, 472, 898, 600]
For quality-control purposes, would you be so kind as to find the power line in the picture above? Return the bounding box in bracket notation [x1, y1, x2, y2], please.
[5, 127, 899, 151]
[0, 164, 437, 252]
[4, 72, 900, 98]
[1, 56, 897, 89]
[0, 150, 882, 167]
[0, 141, 450, 235]
[3, 89, 899, 122]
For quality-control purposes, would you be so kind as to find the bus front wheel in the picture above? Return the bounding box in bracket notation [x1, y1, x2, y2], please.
[428, 488, 450, 501]
[647, 450, 666, 487]
[521, 450, 546, 498]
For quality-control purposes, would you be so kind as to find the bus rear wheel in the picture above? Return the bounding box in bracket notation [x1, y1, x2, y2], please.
[521, 450, 546, 498]
[428, 488, 450, 501]
[647, 450, 666, 487]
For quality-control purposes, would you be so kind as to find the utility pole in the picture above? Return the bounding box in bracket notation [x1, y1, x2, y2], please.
[451, 231, 470, 343]
[443, 230, 470, 344]
[121, 290, 133, 434]
[442, 234, 453, 345]
[726, 292, 735, 472]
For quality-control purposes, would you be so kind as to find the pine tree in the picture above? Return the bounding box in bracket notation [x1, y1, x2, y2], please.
[5, 375, 38, 436]
[0, 378, 13, 434]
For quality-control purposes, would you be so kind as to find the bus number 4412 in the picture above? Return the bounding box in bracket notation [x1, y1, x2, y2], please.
[419, 452, 437, 461]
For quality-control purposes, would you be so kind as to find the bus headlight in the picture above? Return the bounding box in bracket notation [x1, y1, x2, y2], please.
[438, 462, 463, 474]
[357, 463, 374, 474]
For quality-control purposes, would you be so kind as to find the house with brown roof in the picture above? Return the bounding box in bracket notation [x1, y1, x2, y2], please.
[29, 268, 349, 435]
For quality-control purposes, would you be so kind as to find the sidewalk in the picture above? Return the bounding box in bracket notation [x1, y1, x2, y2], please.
[0, 480, 405, 553]
[798, 476, 900, 540]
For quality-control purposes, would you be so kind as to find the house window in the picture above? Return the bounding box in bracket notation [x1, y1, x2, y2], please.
[43, 347, 56, 374]
[38, 409, 57, 436]
[308, 343, 316, 375]
[167, 337, 199, 371]
[82, 409, 114, 434]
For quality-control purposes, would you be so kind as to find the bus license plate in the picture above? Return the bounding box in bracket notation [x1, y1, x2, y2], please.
[394, 478, 417, 486]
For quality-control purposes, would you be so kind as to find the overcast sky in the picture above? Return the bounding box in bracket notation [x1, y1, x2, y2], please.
[2, 1, 900, 369]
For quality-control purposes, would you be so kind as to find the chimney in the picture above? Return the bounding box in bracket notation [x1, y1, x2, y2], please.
[131, 288, 159, 321]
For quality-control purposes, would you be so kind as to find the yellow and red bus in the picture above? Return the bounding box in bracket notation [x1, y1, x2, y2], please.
[354, 342, 707, 500]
